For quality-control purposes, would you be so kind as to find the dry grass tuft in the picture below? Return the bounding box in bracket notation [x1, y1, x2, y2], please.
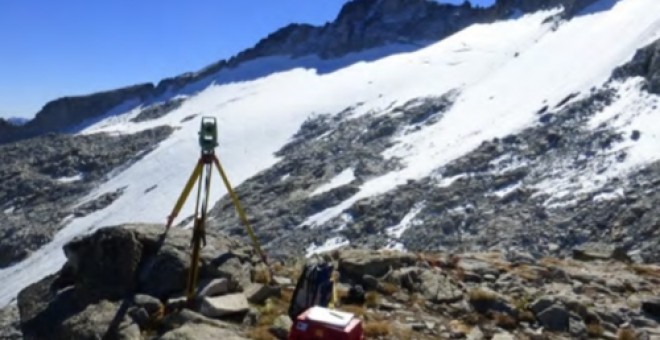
[363, 320, 392, 337]
[391, 326, 414, 340]
[630, 264, 660, 278]
[406, 293, 425, 307]
[493, 312, 517, 330]
[339, 304, 366, 317]
[249, 326, 276, 340]
[365, 291, 380, 308]
[518, 310, 536, 323]
[586, 322, 604, 337]
[253, 267, 271, 284]
[468, 288, 498, 303]
[513, 265, 541, 281]
[379, 282, 400, 296]
[617, 327, 637, 340]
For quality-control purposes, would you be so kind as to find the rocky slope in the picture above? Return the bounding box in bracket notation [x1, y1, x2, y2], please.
[0, 0, 604, 145]
[0, 126, 173, 268]
[206, 37, 660, 264]
[4, 224, 659, 339]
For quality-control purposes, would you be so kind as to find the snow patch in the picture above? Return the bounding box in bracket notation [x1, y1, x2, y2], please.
[593, 188, 625, 202]
[386, 203, 425, 239]
[56, 174, 83, 183]
[306, 237, 350, 257]
[310, 168, 356, 196]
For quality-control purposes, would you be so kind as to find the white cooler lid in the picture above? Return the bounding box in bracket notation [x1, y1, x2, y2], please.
[306, 306, 355, 327]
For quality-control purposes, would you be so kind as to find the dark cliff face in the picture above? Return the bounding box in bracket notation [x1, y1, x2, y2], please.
[612, 38, 660, 94]
[0, 84, 156, 144]
[2, 0, 603, 145]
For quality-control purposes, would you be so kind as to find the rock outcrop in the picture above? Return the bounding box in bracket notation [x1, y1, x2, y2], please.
[613, 37, 660, 94]
[16, 224, 259, 340]
[9, 226, 659, 339]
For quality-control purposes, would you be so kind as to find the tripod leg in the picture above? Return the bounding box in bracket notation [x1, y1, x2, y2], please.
[212, 155, 272, 283]
[186, 162, 213, 303]
[166, 160, 204, 229]
[186, 217, 203, 302]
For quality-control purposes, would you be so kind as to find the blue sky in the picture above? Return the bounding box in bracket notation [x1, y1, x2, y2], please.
[0, 0, 496, 119]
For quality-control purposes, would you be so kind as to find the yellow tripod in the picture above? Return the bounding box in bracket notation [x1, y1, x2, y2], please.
[166, 117, 271, 303]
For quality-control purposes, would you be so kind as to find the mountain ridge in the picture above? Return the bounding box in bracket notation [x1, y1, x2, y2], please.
[0, 0, 604, 145]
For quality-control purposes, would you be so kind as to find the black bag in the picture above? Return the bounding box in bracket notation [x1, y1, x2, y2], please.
[287, 259, 334, 320]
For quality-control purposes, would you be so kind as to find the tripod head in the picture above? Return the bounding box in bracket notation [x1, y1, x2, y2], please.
[199, 116, 218, 153]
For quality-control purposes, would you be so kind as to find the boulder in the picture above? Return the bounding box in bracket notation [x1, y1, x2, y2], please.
[338, 249, 416, 282]
[206, 256, 252, 291]
[200, 293, 250, 317]
[536, 304, 570, 332]
[159, 323, 248, 340]
[492, 332, 515, 340]
[63, 227, 143, 299]
[457, 257, 503, 278]
[159, 308, 239, 333]
[417, 269, 463, 304]
[572, 242, 629, 262]
[138, 245, 189, 298]
[132, 294, 162, 316]
[530, 296, 556, 315]
[59, 300, 140, 340]
[243, 283, 281, 304]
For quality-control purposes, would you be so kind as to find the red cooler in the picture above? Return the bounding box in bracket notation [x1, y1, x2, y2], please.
[289, 306, 364, 340]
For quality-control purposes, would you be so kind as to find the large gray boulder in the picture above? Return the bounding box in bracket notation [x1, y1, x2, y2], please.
[16, 224, 255, 340]
[338, 249, 417, 282]
[200, 293, 250, 318]
[63, 227, 143, 300]
[59, 300, 140, 340]
[572, 242, 629, 262]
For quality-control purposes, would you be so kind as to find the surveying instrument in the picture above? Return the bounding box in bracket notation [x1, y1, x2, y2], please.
[165, 116, 271, 303]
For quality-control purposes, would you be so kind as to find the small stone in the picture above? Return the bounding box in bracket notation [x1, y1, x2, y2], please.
[410, 322, 427, 331]
[466, 326, 484, 340]
[449, 319, 470, 336]
[631, 130, 641, 141]
[537, 304, 570, 332]
[530, 296, 556, 315]
[269, 314, 293, 340]
[242, 308, 260, 327]
[133, 294, 163, 315]
[362, 274, 379, 290]
[641, 297, 660, 318]
[379, 300, 402, 311]
[128, 307, 150, 328]
[273, 276, 292, 286]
